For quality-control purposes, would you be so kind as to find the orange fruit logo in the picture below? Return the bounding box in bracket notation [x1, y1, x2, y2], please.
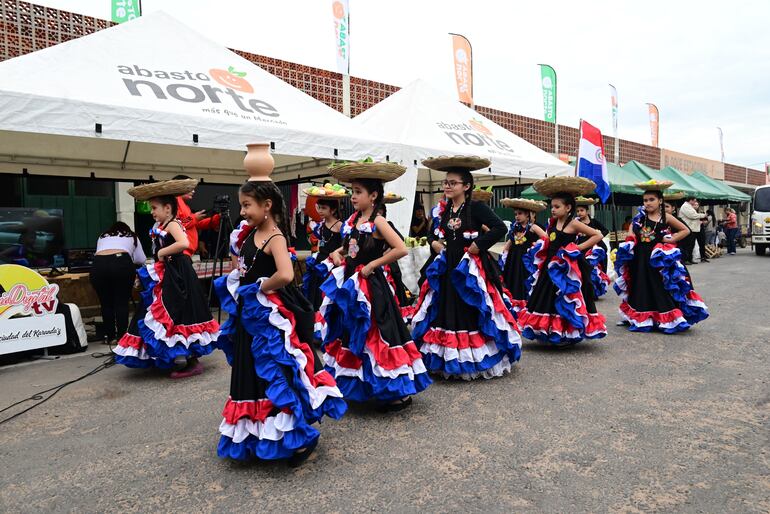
[210, 66, 254, 94]
[469, 118, 492, 136]
[332, 1, 345, 19]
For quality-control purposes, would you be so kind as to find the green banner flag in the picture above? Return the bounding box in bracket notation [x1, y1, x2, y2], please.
[539, 64, 557, 124]
[111, 0, 141, 23]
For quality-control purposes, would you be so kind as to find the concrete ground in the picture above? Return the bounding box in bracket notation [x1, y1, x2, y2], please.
[0, 249, 768, 513]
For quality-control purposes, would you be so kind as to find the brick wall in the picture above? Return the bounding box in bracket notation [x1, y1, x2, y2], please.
[0, 0, 760, 185]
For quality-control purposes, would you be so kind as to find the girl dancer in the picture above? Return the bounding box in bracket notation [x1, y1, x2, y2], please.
[214, 176, 346, 465]
[614, 182, 709, 332]
[574, 197, 611, 299]
[411, 156, 522, 380]
[321, 161, 431, 411]
[518, 176, 608, 345]
[499, 198, 547, 316]
[302, 193, 345, 311]
[113, 179, 219, 377]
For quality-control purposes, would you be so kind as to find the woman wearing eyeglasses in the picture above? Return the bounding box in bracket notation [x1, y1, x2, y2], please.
[411, 157, 522, 380]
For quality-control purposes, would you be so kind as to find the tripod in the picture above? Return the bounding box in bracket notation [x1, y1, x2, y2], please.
[206, 209, 234, 323]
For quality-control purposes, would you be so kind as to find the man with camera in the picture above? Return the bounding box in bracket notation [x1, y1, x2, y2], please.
[173, 175, 220, 258]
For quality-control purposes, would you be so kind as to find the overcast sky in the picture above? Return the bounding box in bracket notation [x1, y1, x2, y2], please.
[30, 0, 770, 169]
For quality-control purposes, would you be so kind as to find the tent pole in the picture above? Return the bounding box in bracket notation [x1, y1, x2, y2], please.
[610, 190, 619, 251]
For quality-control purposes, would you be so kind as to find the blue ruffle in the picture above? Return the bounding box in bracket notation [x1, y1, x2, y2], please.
[585, 247, 608, 298]
[113, 353, 152, 368]
[649, 246, 709, 325]
[410, 252, 447, 342]
[213, 274, 237, 365]
[218, 427, 320, 462]
[301, 254, 317, 298]
[421, 352, 507, 377]
[321, 271, 432, 402]
[451, 256, 521, 365]
[613, 242, 635, 296]
[522, 242, 540, 295]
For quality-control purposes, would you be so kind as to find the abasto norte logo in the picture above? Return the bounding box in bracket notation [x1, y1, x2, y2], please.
[0, 264, 59, 319]
[435, 117, 514, 154]
[116, 64, 286, 124]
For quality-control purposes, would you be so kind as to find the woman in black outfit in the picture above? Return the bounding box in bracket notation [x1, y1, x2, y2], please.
[90, 222, 147, 343]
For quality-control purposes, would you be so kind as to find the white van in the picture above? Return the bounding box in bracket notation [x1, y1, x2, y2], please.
[751, 184, 770, 255]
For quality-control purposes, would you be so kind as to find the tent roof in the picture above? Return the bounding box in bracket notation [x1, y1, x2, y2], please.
[690, 172, 751, 202]
[659, 166, 721, 200]
[0, 11, 390, 183]
[352, 79, 572, 180]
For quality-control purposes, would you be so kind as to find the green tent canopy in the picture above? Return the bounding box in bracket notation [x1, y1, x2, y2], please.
[659, 166, 722, 200]
[520, 162, 655, 200]
[690, 172, 751, 202]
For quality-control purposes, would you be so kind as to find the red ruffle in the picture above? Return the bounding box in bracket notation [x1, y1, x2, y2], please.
[221, 397, 291, 424]
[401, 305, 416, 321]
[509, 298, 527, 311]
[620, 301, 685, 324]
[324, 339, 363, 369]
[116, 333, 143, 350]
[518, 309, 579, 335]
[268, 292, 338, 389]
[147, 262, 221, 339]
[687, 291, 705, 303]
[422, 327, 489, 349]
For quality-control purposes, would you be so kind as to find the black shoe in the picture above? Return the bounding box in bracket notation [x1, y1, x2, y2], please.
[377, 396, 413, 413]
[701, 259, 710, 263]
[288, 438, 318, 468]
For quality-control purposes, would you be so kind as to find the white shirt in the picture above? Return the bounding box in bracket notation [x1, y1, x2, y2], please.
[95, 235, 147, 265]
[679, 202, 705, 233]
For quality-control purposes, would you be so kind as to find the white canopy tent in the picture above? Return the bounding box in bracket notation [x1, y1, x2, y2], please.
[352, 79, 573, 212]
[0, 11, 393, 187]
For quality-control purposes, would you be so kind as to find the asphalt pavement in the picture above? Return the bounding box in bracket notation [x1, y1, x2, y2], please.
[0, 249, 768, 513]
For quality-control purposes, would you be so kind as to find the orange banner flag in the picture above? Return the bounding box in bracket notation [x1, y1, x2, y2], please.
[450, 33, 473, 106]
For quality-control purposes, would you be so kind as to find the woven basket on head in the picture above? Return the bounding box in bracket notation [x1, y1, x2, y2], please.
[127, 178, 199, 201]
[383, 194, 405, 204]
[663, 191, 685, 201]
[575, 196, 598, 206]
[421, 155, 491, 172]
[500, 198, 548, 212]
[471, 190, 493, 203]
[302, 188, 350, 199]
[328, 162, 406, 183]
[634, 180, 674, 192]
[533, 176, 596, 198]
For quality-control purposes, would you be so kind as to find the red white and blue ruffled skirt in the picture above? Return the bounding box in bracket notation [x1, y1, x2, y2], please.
[113, 255, 219, 368]
[614, 239, 708, 333]
[518, 241, 607, 345]
[320, 265, 432, 402]
[411, 250, 522, 380]
[585, 246, 611, 299]
[214, 271, 346, 461]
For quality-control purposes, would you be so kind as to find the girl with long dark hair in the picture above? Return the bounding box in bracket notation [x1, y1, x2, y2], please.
[90, 221, 146, 344]
[113, 180, 220, 377]
[614, 182, 709, 332]
[320, 161, 431, 411]
[214, 178, 345, 465]
[302, 195, 344, 311]
[411, 156, 522, 380]
[518, 177, 607, 345]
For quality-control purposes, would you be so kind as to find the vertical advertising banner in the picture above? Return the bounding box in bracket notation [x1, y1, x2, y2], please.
[451, 34, 473, 105]
[609, 84, 618, 137]
[647, 103, 659, 147]
[717, 127, 725, 162]
[332, 0, 350, 75]
[111, 0, 141, 24]
[539, 64, 557, 124]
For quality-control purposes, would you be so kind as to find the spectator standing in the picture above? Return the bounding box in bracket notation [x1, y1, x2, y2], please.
[723, 207, 739, 255]
[173, 175, 221, 257]
[679, 197, 706, 264]
[409, 205, 429, 238]
[90, 222, 146, 344]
